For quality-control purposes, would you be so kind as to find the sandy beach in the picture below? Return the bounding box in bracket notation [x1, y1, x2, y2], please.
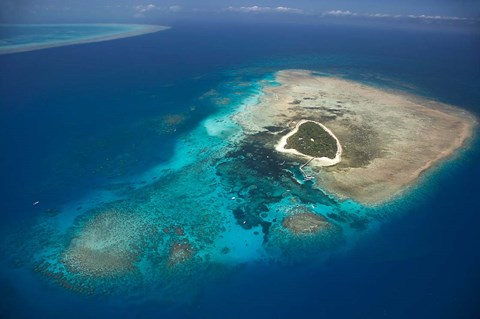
[234, 70, 477, 205]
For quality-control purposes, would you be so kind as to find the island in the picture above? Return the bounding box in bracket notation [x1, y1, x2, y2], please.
[276, 119, 342, 166]
[0, 24, 170, 55]
[235, 70, 477, 205]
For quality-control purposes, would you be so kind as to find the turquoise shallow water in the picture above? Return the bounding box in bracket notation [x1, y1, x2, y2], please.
[0, 24, 161, 54]
[0, 23, 479, 318]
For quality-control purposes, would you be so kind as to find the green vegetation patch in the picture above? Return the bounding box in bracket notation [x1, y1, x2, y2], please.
[285, 121, 338, 158]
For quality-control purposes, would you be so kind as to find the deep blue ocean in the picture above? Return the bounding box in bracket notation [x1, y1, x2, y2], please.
[0, 22, 479, 318]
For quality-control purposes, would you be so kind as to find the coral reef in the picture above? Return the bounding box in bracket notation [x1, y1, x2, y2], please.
[60, 209, 145, 278]
[282, 211, 331, 235]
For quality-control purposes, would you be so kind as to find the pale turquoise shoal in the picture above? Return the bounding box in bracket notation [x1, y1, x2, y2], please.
[0, 24, 169, 54]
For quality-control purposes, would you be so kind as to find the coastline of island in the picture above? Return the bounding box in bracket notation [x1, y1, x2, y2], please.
[275, 119, 343, 167]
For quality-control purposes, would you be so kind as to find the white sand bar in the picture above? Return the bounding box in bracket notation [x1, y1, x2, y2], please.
[234, 70, 477, 205]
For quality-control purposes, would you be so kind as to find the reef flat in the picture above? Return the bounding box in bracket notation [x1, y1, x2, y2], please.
[0, 24, 169, 55]
[235, 70, 477, 205]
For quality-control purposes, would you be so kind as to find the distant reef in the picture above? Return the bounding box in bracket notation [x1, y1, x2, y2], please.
[0, 24, 170, 54]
